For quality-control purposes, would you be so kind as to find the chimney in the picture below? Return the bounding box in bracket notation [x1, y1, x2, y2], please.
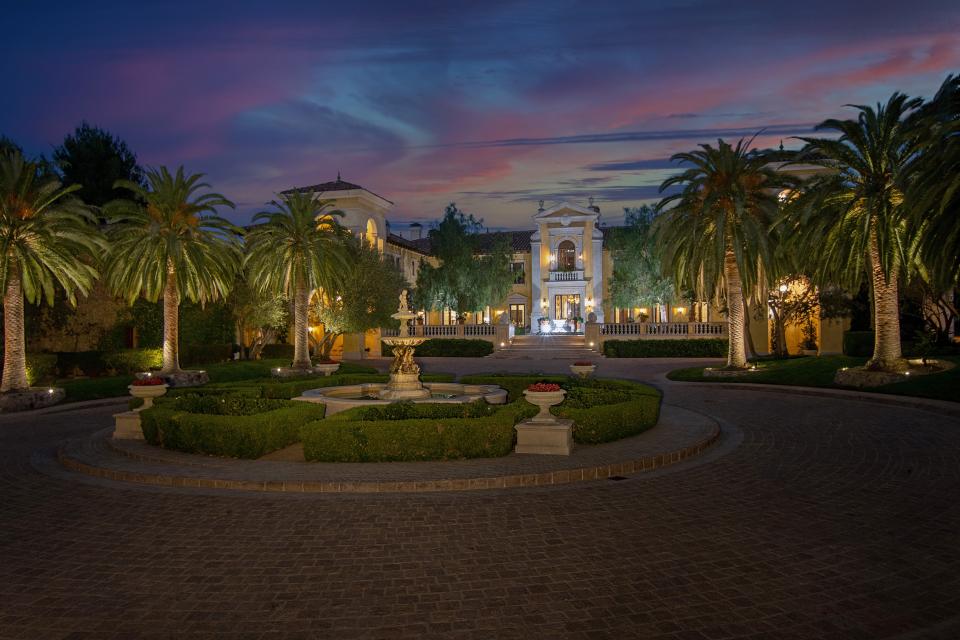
[409, 222, 423, 240]
[588, 196, 600, 214]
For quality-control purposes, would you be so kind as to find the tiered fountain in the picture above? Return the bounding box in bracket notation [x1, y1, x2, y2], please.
[378, 290, 431, 400]
[295, 290, 506, 414]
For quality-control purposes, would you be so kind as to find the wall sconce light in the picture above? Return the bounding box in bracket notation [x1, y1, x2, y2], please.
[675, 307, 686, 314]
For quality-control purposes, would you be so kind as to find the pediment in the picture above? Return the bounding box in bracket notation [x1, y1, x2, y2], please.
[534, 202, 598, 226]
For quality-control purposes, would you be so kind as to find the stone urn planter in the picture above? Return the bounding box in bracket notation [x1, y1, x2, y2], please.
[128, 379, 168, 409]
[569, 361, 596, 378]
[314, 361, 341, 377]
[522, 384, 566, 424]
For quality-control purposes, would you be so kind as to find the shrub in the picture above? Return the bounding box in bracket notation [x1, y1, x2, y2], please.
[141, 400, 326, 458]
[173, 393, 289, 415]
[381, 338, 493, 357]
[459, 374, 568, 402]
[181, 343, 233, 367]
[332, 399, 499, 422]
[54, 351, 109, 377]
[843, 331, 875, 357]
[556, 394, 661, 444]
[301, 403, 535, 462]
[260, 343, 294, 359]
[603, 338, 727, 358]
[25, 353, 58, 385]
[103, 348, 163, 374]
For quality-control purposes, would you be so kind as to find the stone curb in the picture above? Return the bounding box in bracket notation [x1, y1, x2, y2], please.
[666, 378, 960, 419]
[57, 421, 721, 494]
[0, 396, 128, 420]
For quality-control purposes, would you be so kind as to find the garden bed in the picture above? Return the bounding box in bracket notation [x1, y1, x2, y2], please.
[137, 374, 663, 462]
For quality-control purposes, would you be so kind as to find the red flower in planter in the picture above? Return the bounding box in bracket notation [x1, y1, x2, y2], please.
[527, 383, 561, 392]
[573, 361, 593, 366]
[131, 377, 166, 386]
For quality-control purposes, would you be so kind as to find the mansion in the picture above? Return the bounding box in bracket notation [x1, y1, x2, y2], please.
[294, 176, 847, 358]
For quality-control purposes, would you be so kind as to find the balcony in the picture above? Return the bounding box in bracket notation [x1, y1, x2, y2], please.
[548, 269, 584, 282]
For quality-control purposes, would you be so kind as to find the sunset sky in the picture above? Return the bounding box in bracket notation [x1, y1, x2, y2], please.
[3, 1, 959, 230]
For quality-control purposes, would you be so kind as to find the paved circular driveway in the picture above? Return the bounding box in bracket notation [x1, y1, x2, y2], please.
[1, 359, 958, 639]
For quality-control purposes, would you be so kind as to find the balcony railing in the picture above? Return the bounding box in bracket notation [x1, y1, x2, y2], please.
[549, 270, 584, 282]
[424, 325, 458, 337]
[599, 322, 727, 337]
[464, 324, 495, 336]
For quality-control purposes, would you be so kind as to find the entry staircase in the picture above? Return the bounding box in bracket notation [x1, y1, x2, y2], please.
[489, 333, 601, 360]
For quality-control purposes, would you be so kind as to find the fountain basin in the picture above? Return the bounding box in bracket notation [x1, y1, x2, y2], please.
[294, 383, 507, 416]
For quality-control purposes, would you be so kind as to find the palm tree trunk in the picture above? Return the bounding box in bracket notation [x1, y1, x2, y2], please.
[867, 225, 907, 372]
[1, 259, 29, 392]
[292, 276, 311, 369]
[161, 260, 181, 374]
[724, 245, 748, 368]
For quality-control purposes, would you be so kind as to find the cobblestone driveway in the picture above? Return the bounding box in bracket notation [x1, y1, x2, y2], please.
[0, 361, 958, 639]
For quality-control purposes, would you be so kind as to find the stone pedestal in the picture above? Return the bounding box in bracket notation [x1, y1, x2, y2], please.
[379, 373, 431, 400]
[113, 411, 143, 440]
[515, 419, 574, 455]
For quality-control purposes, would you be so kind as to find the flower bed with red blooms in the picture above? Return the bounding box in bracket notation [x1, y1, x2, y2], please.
[131, 377, 166, 386]
[526, 382, 561, 392]
[573, 361, 593, 366]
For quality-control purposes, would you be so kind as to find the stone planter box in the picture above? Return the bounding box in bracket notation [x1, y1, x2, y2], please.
[313, 363, 341, 377]
[569, 364, 596, 378]
[128, 383, 168, 409]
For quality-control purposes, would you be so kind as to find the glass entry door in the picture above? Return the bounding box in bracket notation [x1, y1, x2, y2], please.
[554, 294, 581, 320]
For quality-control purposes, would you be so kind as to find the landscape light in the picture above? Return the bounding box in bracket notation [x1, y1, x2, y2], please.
[779, 284, 788, 293]
[500, 342, 505, 347]
[589, 341, 595, 347]
[48, 388, 55, 394]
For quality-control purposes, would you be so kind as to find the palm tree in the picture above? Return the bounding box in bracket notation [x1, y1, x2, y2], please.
[906, 75, 960, 296]
[788, 93, 922, 372]
[104, 166, 241, 374]
[0, 151, 103, 391]
[656, 137, 797, 368]
[244, 191, 347, 369]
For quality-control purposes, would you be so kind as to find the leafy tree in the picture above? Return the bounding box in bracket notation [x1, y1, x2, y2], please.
[53, 122, 144, 210]
[227, 277, 289, 360]
[0, 150, 104, 391]
[104, 166, 241, 374]
[606, 205, 674, 315]
[787, 94, 922, 372]
[0, 136, 22, 155]
[244, 191, 347, 369]
[656, 138, 797, 368]
[310, 236, 406, 359]
[413, 203, 513, 319]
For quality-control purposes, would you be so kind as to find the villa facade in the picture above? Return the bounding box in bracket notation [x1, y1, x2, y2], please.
[293, 177, 847, 358]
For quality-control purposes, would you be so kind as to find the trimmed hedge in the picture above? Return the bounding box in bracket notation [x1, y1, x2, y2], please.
[843, 331, 875, 357]
[25, 354, 58, 385]
[103, 348, 163, 374]
[382, 338, 494, 357]
[141, 398, 326, 458]
[181, 343, 233, 367]
[301, 403, 536, 462]
[603, 338, 727, 358]
[557, 395, 660, 444]
[200, 372, 456, 400]
[260, 343, 295, 359]
[54, 351, 110, 377]
[331, 399, 499, 422]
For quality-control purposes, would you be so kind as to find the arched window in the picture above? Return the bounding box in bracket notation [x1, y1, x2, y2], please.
[557, 240, 576, 270]
[365, 218, 378, 247]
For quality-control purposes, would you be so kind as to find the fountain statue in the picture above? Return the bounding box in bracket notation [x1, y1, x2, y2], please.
[294, 289, 506, 414]
[379, 290, 430, 400]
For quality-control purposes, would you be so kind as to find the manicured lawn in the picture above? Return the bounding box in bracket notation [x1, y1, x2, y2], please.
[56, 358, 379, 403]
[667, 355, 960, 403]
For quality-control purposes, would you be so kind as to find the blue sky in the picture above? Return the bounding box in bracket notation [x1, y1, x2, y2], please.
[2, 1, 958, 229]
